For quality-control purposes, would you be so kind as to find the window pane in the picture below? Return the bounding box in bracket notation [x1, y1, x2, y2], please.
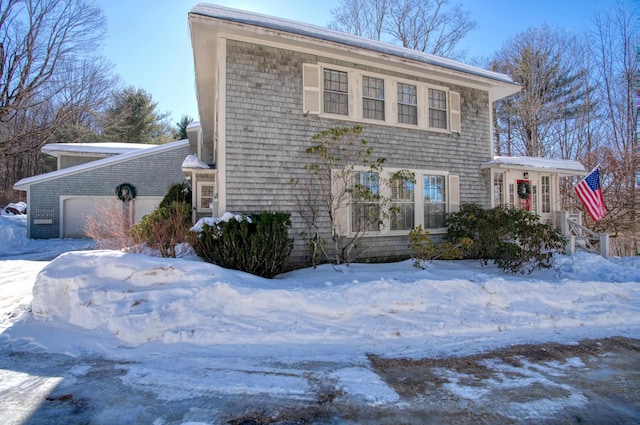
[391, 178, 415, 231]
[363, 76, 385, 120]
[323, 69, 348, 115]
[428, 88, 447, 129]
[351, 172, 380, 232]
[397, 83, 417, 125]
[493, 172, 504, 205]
[423, 175, 446, 228]
[542, 176, 551, 213]
[199, 185, 214, 209]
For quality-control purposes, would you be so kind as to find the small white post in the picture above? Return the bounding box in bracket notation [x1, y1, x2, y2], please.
[599, 233, 609, 258]
[566, 235, 575, 256]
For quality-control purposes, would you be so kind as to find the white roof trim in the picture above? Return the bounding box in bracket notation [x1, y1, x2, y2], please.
[41, 142, 155, 158]
[14, 140, 189, 190]
[190, 4, 518, 87]
[481, 156, 587, 176]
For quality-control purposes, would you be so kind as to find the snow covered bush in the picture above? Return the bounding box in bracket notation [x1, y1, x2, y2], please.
[445, 204, 566, 274]
[192, 211, 293, 278]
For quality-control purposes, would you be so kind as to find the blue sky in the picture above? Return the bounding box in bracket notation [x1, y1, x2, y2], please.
[96, 0, 624, 126]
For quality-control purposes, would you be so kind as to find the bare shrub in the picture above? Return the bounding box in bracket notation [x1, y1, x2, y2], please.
[84, 199, 134, 250]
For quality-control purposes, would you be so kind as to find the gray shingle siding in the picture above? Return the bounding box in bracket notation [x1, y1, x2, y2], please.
[224, 39, 492, 264]
[28, 144, 190, 239]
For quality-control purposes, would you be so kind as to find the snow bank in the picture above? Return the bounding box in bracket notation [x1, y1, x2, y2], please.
[30, 250, 640, 352]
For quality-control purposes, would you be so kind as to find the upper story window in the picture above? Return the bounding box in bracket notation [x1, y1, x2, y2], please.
[397, 82, 418, 125]
[303, 63, 461, 133]
[362, 76, 385, 120]
[323, 69, 348, 115]
[429, 88, 447, 129]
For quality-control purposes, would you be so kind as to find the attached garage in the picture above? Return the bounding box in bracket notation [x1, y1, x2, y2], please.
[13, 140, 191, 240]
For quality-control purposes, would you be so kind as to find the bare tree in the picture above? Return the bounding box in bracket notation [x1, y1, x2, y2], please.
[490, 26, 592, 157]
[0, 0, 110, 203]
[329, 0, 476, 60]
[329, 0, 388, 40]
[0, 0, 106, 126]
[587, 1, 638, 255]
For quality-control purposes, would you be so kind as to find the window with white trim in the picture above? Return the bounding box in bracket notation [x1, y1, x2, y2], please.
[428, 88, 447, 129]
[303, 63, 460, 133]
[197, 181, 215, 211]
[397, 82, 418, 125]
[362, 76, 385, 120]
[351, 171, 381, 232]
[390, 176, 415, 231]
[541, 175, 551, 213]
[335, 168, 459, 235]
[323, 68, 348, 115]
[493, 172, 504, 205]
[423, 175, 446, 228]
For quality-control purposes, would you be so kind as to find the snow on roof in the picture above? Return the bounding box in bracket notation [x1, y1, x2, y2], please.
[482, 156, 587, 175]
[186, 121, 201, 130]
[181, 154, 209, 169]
[41, 142, 155, 157]
[14, 140, 189, 190]
[190, 4, 518, 87]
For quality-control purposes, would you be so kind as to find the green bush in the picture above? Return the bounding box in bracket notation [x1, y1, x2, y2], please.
[130, 201, 193, 258]
[445, 204, 566, 274]
[160, 181, 192, 209]
[408, 225, 471, 269]
[192, 211, 294, 278]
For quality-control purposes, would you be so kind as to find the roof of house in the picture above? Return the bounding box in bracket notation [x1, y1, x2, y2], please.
[481, 156, 587, 176]
[41, 142, 155, 158]
[14, 140, 189, 190]
[190, 3, 518, 87]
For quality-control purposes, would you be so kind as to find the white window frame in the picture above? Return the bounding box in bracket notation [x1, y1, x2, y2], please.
[340, 167, 458, 236]
[197, 181, 216, 213]
[305, 63, 460, 133]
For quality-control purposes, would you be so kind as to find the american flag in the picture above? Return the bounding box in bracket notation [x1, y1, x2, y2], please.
[574, 168, 606, 221]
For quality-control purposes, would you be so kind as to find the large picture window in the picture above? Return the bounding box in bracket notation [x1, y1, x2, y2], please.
[323, 69, 349, 115]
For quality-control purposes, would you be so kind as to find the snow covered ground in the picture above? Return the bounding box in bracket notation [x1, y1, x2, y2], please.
[0, 210, 639, 423]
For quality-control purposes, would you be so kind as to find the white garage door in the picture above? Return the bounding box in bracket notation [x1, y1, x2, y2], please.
[62, 196, 114, 238]
[132, 197, 163, 222]
[62, 196, 164, 238]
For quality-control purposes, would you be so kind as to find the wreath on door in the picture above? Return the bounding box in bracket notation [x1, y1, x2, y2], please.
[517, 181, 531, 199]
[115, 182, 137, 202]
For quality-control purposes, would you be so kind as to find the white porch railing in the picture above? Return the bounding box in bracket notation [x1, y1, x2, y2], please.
[556, 211, 609, 258]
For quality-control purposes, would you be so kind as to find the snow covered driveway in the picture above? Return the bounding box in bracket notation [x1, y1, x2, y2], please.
[0, 248, 639, 423]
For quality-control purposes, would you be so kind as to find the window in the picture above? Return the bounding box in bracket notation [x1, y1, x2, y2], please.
[304, 63, 460, 132]
[198, 182, 215, 211]
[429, 88, 447, 129]
[423, 175, 446, 228]
[493, 172, 504, 205]
[541, 176, 551, 213]
[397, 82, 418, 125]
[390, 177, 415, 231]
[323, 69, 348, 115]
[362, 76, 385, 120]
[351, 172, 381, 232]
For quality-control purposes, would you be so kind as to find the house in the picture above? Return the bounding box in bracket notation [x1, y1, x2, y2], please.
[183, 4, 592, 264]
[12, 4, 595, 262]
[13, 140, 190, 238]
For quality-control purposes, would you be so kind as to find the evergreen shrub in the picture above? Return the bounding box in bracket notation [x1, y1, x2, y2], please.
[192, 211, 293, 278]
[445, 204, 566, 274]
